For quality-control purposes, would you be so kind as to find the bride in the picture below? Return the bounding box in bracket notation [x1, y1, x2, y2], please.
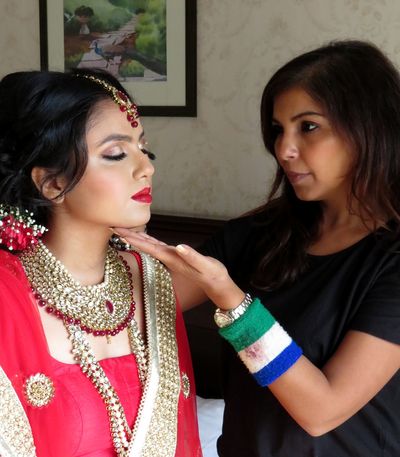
[0, 69, 202, 457]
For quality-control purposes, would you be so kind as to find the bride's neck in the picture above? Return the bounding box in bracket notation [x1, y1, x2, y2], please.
[42, 224, 112, 286]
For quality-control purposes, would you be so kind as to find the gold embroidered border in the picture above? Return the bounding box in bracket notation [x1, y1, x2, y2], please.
[128, 254, 181, 457]
[0, 367, 36, 457]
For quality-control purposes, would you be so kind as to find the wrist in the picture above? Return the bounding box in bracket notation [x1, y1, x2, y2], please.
[214, 293, 252, 328]
[209, 282, 246, 311]
[218, 297, 302, 386]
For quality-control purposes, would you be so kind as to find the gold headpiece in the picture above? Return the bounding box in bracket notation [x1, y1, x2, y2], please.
[80, 74, 140, 128]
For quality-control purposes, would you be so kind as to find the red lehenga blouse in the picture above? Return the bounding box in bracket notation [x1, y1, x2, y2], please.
[0, 249, 202, 457]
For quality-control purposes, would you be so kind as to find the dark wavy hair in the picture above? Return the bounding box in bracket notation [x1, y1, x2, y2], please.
[0, 68, 132, 227]
[253, 40, 400, 290]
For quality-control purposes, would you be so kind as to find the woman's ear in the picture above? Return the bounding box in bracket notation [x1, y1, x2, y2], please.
[31, 167, 66, 203]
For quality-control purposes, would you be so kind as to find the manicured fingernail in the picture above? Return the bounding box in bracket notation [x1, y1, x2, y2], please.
[176, 244, 189, 254]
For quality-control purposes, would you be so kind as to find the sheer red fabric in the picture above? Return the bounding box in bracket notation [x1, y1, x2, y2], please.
[0, 250, 202, 456]
[0, 250, 69, 456]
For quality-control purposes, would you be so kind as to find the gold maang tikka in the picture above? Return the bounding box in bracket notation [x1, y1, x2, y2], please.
[78, 74, 157, 160]
[80, 74, 140, 128]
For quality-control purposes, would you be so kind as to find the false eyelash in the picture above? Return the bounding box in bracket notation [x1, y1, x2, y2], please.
[141, 149, 156, 160]
[103, 152, 127, 161]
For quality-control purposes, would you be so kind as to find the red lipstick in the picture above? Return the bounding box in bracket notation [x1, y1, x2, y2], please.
[131, 187, 152, 203]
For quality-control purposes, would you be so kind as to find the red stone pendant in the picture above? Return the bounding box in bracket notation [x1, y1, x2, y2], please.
[105, 300, 114, 314]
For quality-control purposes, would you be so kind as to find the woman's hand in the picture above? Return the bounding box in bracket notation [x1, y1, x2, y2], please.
[112, 227, 245, 310]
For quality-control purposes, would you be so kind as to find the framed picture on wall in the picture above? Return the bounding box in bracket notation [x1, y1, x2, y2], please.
[39, 0, 197, 117]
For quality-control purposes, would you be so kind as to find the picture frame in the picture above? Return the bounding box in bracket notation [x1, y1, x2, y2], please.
[39, 0, 197, 117]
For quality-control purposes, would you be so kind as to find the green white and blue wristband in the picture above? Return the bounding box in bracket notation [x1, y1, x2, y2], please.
[218, 297, 302, 386]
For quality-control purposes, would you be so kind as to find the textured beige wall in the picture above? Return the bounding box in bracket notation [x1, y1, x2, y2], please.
[0, 2, 41, 73]
[2, 1, 400, 219]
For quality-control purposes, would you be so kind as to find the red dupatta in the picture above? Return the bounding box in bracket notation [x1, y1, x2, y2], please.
[0, 250, 69, 457]
[0, 250, 201, 457]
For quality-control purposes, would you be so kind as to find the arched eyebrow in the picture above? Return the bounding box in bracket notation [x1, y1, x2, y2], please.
[291, 111, 324, 121]
[95, 130, 144, 147]
[272, 111, 325, 124]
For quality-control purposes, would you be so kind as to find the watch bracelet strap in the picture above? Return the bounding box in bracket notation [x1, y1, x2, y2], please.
[215, 292, 253, 323]
[228, 292, 253, 319]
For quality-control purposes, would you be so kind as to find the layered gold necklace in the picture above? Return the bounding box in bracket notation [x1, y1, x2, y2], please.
[20, 241, 135, 338]
[19, 241, 148, 455]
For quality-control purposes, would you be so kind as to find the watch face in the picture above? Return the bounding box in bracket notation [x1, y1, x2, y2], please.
[214, 311, 233, 328]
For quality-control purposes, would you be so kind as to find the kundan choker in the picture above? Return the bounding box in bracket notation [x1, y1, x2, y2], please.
[19, 241, 135, 340]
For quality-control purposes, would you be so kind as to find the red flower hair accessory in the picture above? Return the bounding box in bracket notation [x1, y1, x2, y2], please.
[0, 204, 47, 251]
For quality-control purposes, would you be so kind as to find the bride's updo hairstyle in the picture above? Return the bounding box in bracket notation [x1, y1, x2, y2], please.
[0, 69, 132, 226]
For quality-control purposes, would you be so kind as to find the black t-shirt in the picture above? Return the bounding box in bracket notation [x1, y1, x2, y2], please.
[201, 213, 400, 457]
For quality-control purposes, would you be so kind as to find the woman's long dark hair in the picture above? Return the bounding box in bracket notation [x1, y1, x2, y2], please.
[253, 40, 400, 290]
[0, 68, 132, 227]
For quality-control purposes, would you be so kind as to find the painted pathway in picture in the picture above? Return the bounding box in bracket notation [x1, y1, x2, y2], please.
[77, 15, 163, 81]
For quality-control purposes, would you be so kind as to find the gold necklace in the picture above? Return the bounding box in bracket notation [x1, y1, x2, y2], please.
[20, 242, 149, 455]
[68, 323, 134, 455]
[20, 241, 135, 338]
